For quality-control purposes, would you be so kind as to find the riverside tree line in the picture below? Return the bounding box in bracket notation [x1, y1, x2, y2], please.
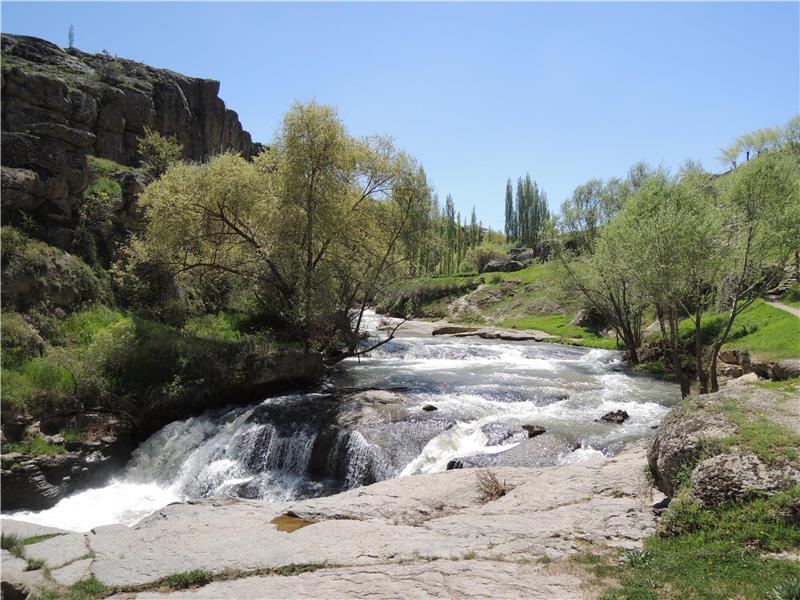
[553, 115, 800, 397]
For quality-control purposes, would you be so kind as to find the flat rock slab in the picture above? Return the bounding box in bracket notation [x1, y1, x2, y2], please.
[0, 518, 71, 539]
[25, 532, 88, 568]
[51, 557, 93, 586]
[114, 560, 590, 600]
[2, 549, 51, 598]
[83, 443, 659, 592]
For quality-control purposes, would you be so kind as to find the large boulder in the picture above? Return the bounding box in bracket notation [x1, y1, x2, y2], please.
[690, 451, 800, 506]
[648, 381, 800, 506]
[481, 259, 525, 273]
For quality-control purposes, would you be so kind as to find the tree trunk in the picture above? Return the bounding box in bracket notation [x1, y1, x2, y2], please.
[694, 308, 708, 394]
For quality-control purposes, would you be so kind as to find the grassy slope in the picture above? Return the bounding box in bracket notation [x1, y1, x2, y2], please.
[677, 299, 800, 362]
[402, 264, 798, 357]
[399, 263, 622, 350]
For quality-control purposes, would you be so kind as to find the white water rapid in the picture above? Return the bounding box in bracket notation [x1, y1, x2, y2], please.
[6, 312, 679, 531]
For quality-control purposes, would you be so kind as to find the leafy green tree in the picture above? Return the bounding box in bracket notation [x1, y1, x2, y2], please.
[129, 102, 428, 360]
[707, 150, 800, 391]
[504, 179, 515, 240]
[137, 127, 184, 178]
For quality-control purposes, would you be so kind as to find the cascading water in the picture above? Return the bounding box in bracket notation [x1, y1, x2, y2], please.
[6, 312, 680, 531]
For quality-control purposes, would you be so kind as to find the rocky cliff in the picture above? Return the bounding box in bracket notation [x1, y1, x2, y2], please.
[1, 33, 260, 248]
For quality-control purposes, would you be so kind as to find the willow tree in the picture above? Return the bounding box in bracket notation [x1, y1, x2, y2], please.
[707, 150, 800, 391]
[129, 101, 427, 360]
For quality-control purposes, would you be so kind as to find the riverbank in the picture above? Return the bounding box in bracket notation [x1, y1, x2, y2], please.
[3, 377, 798, 600]
[2, 440, 659, 599]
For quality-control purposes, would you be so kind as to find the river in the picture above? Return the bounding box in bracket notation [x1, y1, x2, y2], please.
[7, 312, 679, 531]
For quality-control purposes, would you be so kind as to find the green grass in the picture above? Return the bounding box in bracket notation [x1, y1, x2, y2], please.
[57, 306, 128, 346]
[499, 313, 620, 350]
[29, 576, 109, 600]
[480, 261, 569, 286]
[596, 487, 800, 599]
[2, 434, 66, 456]
[83, 176, 122, 200]
[678, 299, 800, 361]
[87, 155, 140, 177]
[162, 570, 213, 590]
[2, 533, 25, 558]
[716, 399, 800, 464]
[757, 376, 800, 393]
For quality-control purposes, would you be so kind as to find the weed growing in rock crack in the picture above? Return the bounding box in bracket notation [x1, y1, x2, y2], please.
[25, 558, 46, 571]
[161, 570, 213, 590]
[2, 533, 25, 557]
[475, 469, 510, 501]
[29, 576, 108, 600]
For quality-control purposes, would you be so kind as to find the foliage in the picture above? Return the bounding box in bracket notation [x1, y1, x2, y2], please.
[1, 312, 44, 368]
[1, 227, 107, 311]
[130, 102, 433, 360]
[504, 173, 549, 247]
[95, 52, 124, 84]
[461, 240, 508, 274]
[137, 127, 184, 178]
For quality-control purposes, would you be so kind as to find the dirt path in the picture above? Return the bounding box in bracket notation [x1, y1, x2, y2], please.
[766, 300, 800, 319]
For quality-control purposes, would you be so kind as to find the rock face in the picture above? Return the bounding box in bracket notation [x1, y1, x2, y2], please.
[0, 413, 135, 511]
[0, 442, 659, 598]
[1, 34, 260, 248]
[648, 379, 800, 506]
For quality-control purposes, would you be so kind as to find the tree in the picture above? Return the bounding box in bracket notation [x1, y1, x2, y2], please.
[707, 151, 800, 391]
[716, 144, 740, 170]
[504, 179, 515, 240]
[130, 102, 429, 360]
[137, 127, 184, 178]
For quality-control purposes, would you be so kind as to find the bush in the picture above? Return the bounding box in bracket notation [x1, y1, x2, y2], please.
[1, 312, 44, 368]
[462, 241, 507, 274]
[137, 127, 184, 178]
[786, 283, 800, 302]
[1, 227, 108, 311]
[73, 182, 117, 265]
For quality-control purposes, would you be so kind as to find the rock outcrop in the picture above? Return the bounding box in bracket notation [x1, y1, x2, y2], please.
[0, 413, 135, 511]
[648, 376, 800, 506]
[1, 34, 260, 248]
[0, 442, 660, 598]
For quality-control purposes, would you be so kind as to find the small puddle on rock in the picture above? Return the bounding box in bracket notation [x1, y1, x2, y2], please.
[271, 514, 316, 533]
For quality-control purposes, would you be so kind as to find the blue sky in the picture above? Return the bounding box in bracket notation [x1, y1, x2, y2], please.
[2, 2, 798, 229]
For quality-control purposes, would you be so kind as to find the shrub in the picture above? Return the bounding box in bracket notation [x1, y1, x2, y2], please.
[1, 227, 108, 311]
[1, 312, 44, 368]
[786, 283, 800, 302]
[137, 127, 184, 178]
